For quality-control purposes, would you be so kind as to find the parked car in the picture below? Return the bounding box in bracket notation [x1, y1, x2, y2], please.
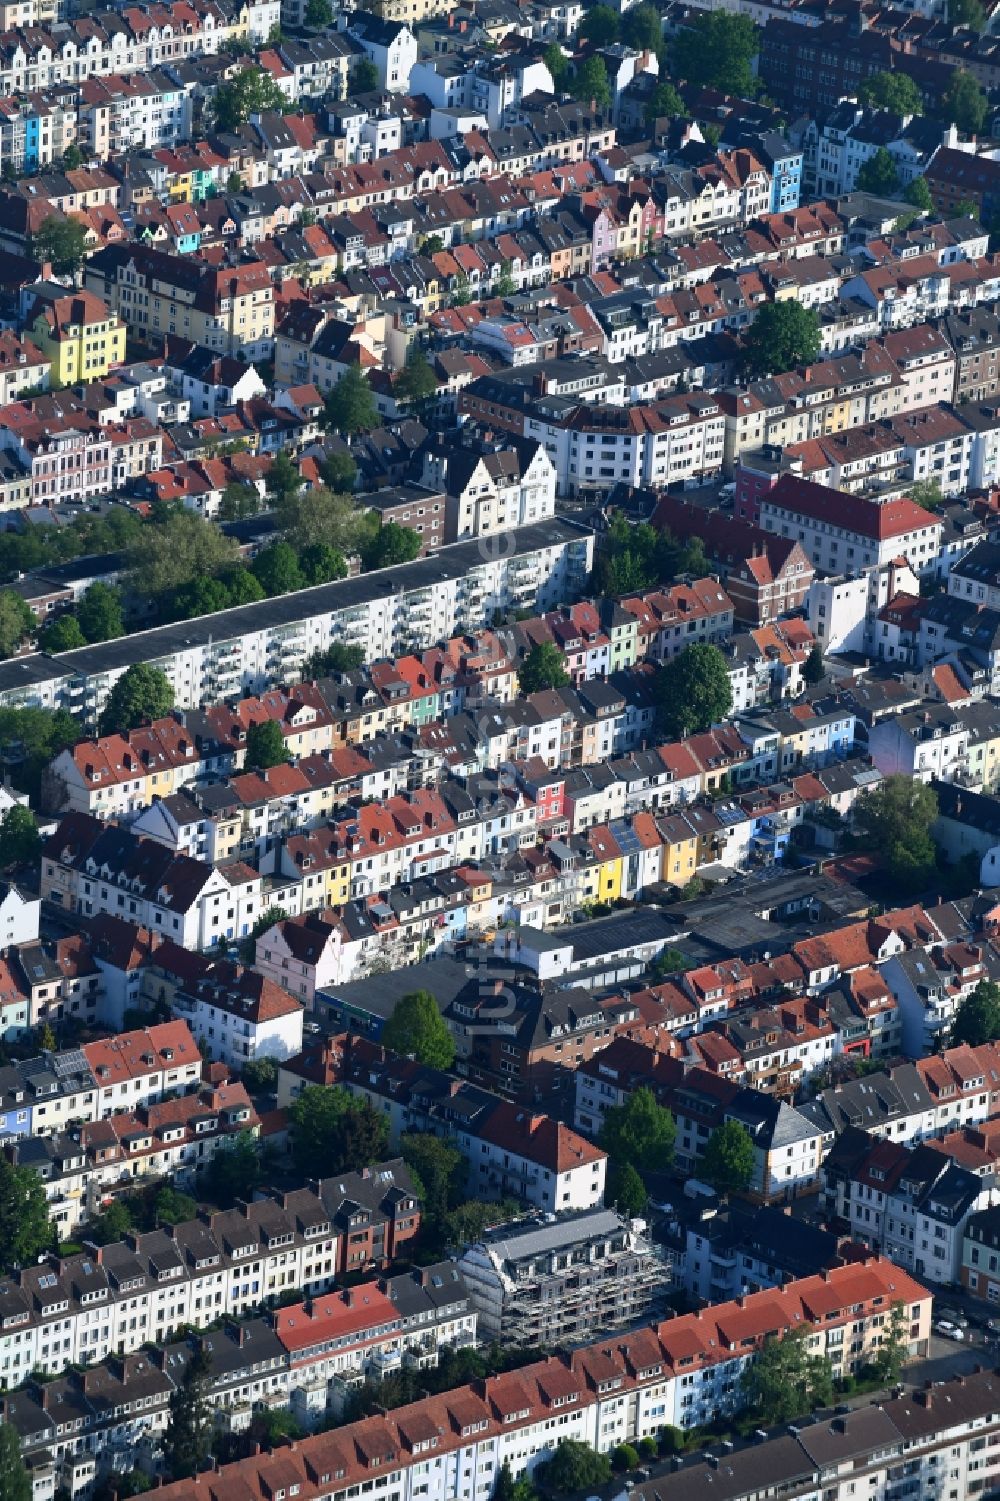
[934, 1320, 965, 1340]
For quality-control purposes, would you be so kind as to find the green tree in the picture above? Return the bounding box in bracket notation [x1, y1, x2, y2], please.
[395, 348, 438, 404]
[302, 640, 365, 677]
[227, 171, 245, 194]
[571, 55, 611, 110]
[352, 58, 380, 92]
[0, 591, 33, 659]
[198, 1130, 263, 1209]
[0, 1158, 51, 1270]
[421, 233, 446, 256]
[441, 1198, 522, 1247]
[168, 576, 232, 621]
[77, 583, 125, 643]
[99, 665, 174, 735]
[872, 1301, 909, 1385]
[611, 1445, 640, 1473]
[606, 1159, 647, 1216]
[950, 0, 986, 29]
[37, 1022, 56, 1052]
[940, 68, 987, 134]
[0, 1422, 31, 1501]
[213, 67, 288, 131]
[743, 300, 821, 376]
[673, 11, 759, 95]
[249, 906, 288, 943]
[541, 1441, 612, 1495]
[223, 566, 266, 606]
[240, 1057, 278, 1096]
[699, 1120, 756, 1193]
[621, 2, 661, 50]
[252, 541, 304, 597]
[451, 272, 471, 306]
[277, 485, 362, 555]
[245, 719, 288, 769]
[31, 214, 90, 275]
[162, 1345, 213, 1480]
[304, 0, 332, 23]
[741, 1325, 834, 1425]
[952, 979, 1000, 1047]
[38, 614, 85, 652]
[319, 450, 358, 491]
[856, 146, 900, 196]
[266, 450, 301, 506]
[360, 519, 421, 571]
[646, 80, 685, 125]
[0, 805, 40, 869]
[288, 1085, 390, 1180]
[154, 1186, 198, 1226]
[910, 477, 943, 509]
[803, 644, 825, 686]
[655, 642, 733, 739]
[125, 510, 238, 601]
[518, 641, 570, 694]
[219, 482, 261, 521]
[382, 990, 455, 1069]
[300, 542, 347, 586]
[322, 365, 378, 433]
[400, 1131, 463, 1226]
[88, 1200, 134, 1245]
[904, 175, 934, 212]
[854, 774, 938, 890]
[858, 69, 923, 114]
[543, 42, 569, 88]
[599, 1085, 675, 1171]
[61, 143, 83, 171]
[577, 2, 619, 44]
[0, 706, 79, 801]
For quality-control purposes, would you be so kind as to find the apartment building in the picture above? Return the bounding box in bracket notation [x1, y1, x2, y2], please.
[759, 474, 943, 576]
[824, 1125, 997, 1283]
[0, 523, 594, 718]
[5, 1262, 474, 1496]
[84, 245, 275, 362]
[457, 1208, 663, 1344]
[0, 1159, 419, 1390]
[108, 1257, 930, 1501]
[24, 286, 126, 385]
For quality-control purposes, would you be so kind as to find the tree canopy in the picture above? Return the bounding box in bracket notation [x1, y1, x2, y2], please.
[98, 664, 174, 736]
[381, 990, 456, 1069]
[394, 348, 438, 405]
[673, 11, 759, 96]
[198, 1130, 264, 1209]
[646, 81, 685, 125]
[741, 1326, 834, 1425]
[540, 1441, 612, 1494]
[606, 1159, 648, 1216]
[950, 0, 986, 27]
[940, 68, 987, 134]
[0, 1422, 31, 1501]
[854, 774, 938, 890]
[518, 641, 570, 694]
[39, 614, 86, 652]
[245, 719, 288, 770]
[699, 1120, 756, 1193]
[595, 515, 706, 596]
[400, 1131, 464, 1228]
[570, 55, 612, 110]
[599, 1085, 675, 1172]
[277, 485, 363, 556]
[621, 2, 662, 50]
[577, 3, 619, 44]
[856, 146, 900, 197]
[802, 644, 825, 686]
[288, 1085, 390, 1180]
[322, 366, 378, 433]
[359, 518, 421, 571]
[32, 214, 90, 274]
[0, 591, 33, 660]
[903, 175, 934, 213]
[0, 1158, 51, 1272]
[213, 67, 288, 131]
[655, 643, 733, 740]
[952, 980, 1000, 1047]
[352, 58, 380, 92]
[743, 300, 821, 376]
[162, 1346, 213, 1479]
[0, 806, 41, 870]
[304, 0, 332, 24]
[125, 510, 239, 602]
[858, 70, 923, 114]
[543, 42, 569, 89]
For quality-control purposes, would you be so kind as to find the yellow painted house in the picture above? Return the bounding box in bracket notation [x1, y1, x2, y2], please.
[26, 285, 125, 384]
[580, 826, 623, 905]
